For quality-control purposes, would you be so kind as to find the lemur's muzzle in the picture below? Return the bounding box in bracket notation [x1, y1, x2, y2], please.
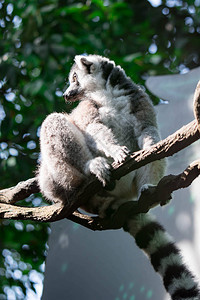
[63, 86, 84, 102]
[63, 89, 79, 101]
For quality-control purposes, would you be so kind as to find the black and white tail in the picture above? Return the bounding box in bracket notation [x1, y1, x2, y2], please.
[123, 213, 200, 300]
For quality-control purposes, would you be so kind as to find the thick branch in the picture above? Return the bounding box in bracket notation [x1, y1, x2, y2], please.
[0, 138, 200, 223]
[1, 119, 199, 206]
[0, 178, 39, 204]
[0, 120, 200, 222]
[0, 202, 64, 222]
[113, 119, 199, 180]
[0, 81, 200, 223]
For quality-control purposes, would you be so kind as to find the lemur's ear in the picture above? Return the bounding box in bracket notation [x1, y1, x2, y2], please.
[80, 57, 93, 74]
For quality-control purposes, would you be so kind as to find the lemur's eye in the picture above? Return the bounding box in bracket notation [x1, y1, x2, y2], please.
[72, 72, 77, 82]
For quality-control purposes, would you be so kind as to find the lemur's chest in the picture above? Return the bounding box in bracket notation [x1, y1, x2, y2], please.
[70, 100, 100, 130]
[98, 105, 138, 150]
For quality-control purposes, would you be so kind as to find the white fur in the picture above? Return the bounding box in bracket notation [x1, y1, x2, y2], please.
[168, 274, 198, 296]
[158, 253, 183, 276]
[146, 230, 174, 255]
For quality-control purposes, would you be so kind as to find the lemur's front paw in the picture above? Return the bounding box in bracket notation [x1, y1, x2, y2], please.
[113, 146, 130, 164]
[85, 157, 111, 186]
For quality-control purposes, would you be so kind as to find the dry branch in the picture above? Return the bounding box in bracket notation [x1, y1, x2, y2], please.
[0, 202, 64, 222]
[0, 120, 199, 223]
[0, 177, 39, 204]
[194, 80, 200, 132]
[113, 119, 199, 180]
[0, 81, 200, 226]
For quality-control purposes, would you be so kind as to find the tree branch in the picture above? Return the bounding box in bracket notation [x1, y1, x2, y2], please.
[0, 81, 200, 226]
[194, 80, 200, 132]
[0, 177, 39, 204]
[112, 119, 199, 180]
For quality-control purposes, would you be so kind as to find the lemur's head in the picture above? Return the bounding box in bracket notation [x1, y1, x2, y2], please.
[63, 55, 129, 103]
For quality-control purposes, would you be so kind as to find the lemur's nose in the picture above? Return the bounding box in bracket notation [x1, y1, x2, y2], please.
[63, 89, 78, 101]
[68, 90, 77, 97]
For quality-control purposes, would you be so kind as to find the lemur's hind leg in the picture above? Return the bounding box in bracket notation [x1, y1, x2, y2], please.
[38, 112, 112, 202]
[38, 113, 91, 203]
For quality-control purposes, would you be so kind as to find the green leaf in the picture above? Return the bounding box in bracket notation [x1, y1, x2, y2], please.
[40, 4, 57, 13]
[123, 53, 142, 62]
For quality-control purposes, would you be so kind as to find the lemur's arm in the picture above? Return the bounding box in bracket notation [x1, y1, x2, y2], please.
[83, 121, 129, 186]
[85, 122, 129, 164]
[131, 92, 160, 148]
[131, 92, 166, 192]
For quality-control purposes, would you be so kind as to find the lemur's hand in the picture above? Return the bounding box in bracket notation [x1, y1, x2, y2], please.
[112, 146, 130, 164]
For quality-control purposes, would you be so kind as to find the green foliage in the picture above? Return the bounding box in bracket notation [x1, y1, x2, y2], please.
[0, 0, 200, 298]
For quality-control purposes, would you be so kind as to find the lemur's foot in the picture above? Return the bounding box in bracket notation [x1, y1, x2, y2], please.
[138, 184, 155, 199]
[85, 157, 111, 186]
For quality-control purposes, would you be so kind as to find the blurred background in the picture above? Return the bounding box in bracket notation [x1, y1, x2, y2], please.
[0, 0, 200, 299]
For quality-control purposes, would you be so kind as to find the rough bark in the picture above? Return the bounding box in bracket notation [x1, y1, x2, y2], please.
[0, 80, 200, 229]
[194, 80, 200, 132]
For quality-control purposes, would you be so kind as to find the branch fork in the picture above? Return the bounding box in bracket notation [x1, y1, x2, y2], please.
[1, 81, 200, 230]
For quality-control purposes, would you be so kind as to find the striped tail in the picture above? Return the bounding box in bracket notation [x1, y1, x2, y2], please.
[123, 213, 200, 300]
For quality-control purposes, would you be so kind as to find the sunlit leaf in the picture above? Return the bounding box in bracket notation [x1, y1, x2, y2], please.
[40, 5, 57, 13]
[123, 53, 142, 62]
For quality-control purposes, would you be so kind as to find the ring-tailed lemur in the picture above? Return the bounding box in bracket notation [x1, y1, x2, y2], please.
[38, 55, 200, 299]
